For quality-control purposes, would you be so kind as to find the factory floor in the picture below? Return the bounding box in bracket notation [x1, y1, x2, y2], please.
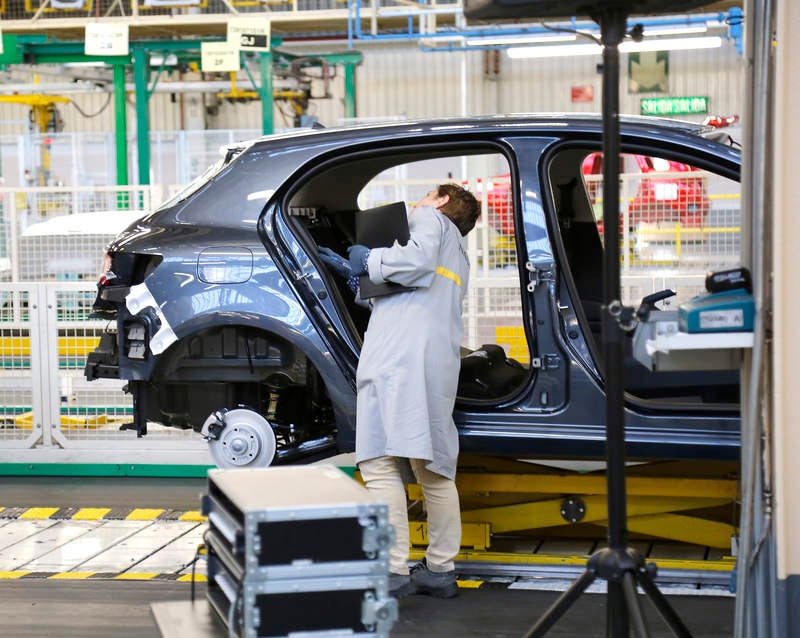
[0, 477, 735, 638]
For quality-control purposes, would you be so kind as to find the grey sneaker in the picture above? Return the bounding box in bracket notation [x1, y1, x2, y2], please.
[388, 572, 417, 599]
[410, 560, 459, 599]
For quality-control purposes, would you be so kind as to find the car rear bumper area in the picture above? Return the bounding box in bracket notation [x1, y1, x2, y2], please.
[84, 332, 121, 381]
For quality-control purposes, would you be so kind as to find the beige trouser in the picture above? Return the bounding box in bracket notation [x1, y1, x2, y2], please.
[358, 456, 461, 575]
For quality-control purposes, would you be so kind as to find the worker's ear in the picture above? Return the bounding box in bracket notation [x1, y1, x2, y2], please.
[434, 193, 450, 209]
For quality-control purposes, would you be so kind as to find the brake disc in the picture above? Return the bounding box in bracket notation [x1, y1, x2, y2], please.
[202, 408, 277, 469]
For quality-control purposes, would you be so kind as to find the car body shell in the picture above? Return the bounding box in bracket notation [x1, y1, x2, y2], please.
[86, 114, 742, 464]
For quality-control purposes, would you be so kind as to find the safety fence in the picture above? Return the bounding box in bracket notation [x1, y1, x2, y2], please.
[0, 184, 168, 283]
[2, 129, 262, 189]
[0, 281, 206, 468]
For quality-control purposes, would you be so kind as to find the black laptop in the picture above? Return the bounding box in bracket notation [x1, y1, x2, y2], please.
[355, 201, 415, 299]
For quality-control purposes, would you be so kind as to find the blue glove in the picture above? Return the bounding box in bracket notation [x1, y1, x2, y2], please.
[347, 244, 370, 276]
[318, 246, 352, 279]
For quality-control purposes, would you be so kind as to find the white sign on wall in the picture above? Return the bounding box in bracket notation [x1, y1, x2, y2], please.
[85, 23, 129, 56]
[201, 42, 240, 73]
[227, 16, 271, 52]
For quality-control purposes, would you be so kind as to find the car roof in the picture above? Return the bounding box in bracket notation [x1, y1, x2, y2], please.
[236, 114, 714, 151]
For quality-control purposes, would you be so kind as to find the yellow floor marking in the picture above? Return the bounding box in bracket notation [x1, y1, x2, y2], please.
[0, 571, 31, 579]
[20, 507, 59, 519]
[179, 511, 206, 522]
[177, 573, 207, 582]
[457, 580, 483, 589]
[49, 572, 94, 580]
[73, 508, 112, 521]
[126, 509, 165, 521]
[115, 573, 159, 580]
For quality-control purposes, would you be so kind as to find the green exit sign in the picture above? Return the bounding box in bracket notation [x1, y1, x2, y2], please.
[640, 96, 709, 116]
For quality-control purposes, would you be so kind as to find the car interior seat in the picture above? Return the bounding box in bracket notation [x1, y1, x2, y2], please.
[458, 344, 528, 400]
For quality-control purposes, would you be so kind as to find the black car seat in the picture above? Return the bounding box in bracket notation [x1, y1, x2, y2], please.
[458, 344, 528, 399]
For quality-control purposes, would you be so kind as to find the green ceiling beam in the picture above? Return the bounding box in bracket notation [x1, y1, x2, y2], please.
[0, 35, 359, 185]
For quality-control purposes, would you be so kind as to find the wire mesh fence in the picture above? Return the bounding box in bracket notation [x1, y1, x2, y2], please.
[0, 185, 159, 282]
[0, 287, 36, 447]
[0, 282, 199, 453]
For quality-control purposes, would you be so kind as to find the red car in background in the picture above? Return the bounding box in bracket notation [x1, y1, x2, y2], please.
[583, 152, 709, 229]
[476, 151, 712, 237]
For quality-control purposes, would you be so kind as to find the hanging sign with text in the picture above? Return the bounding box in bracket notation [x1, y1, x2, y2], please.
[85, 23, 129, 56]
[641, 96, 709, 116]
[227, 17, 271, 52]
[201, 42, 240, 72]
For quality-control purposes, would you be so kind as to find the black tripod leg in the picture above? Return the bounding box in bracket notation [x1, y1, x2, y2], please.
[636, 572, 694, 638]
[623, 572, 650, 638]
[522, 569, 597, 638]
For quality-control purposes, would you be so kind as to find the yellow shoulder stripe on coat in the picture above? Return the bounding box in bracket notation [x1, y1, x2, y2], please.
[435, 266, 462, 287]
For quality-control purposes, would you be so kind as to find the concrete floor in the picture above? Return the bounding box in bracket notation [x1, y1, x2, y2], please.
[0, 476, 735, 638]
[0, 579, 734, 637]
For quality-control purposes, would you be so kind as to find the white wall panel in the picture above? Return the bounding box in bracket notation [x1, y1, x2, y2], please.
[355, 43, 482, 119]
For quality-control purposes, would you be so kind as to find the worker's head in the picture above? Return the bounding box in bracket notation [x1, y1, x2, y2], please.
[426, 183, 481, 236]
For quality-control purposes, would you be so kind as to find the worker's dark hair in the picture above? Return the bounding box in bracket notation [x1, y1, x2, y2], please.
[436, 183, 481, 236]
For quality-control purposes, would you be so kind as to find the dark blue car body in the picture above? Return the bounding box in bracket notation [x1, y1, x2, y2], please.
[85, 115, 742, 467]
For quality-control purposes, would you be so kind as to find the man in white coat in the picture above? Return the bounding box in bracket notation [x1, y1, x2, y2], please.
[344, 184, 480, 599]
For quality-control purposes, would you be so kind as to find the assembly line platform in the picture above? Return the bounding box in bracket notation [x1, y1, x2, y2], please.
[0, 474, 735, 637]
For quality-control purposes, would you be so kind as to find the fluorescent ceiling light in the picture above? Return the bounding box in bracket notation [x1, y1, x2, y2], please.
[640, 25, 708, 37]
[62, 61, 107, 68]
[621, 35, 722, 52]
[379, 6, 461, 16]
[150, 53, 179, 66]
[507, 42, 601, 59]
[465, 33, 576, 47]
[507, 36, 722, 59]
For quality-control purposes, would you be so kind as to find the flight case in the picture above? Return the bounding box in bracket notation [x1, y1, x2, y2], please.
[201, 465, 397, 637]
[206, 542, 396, 638]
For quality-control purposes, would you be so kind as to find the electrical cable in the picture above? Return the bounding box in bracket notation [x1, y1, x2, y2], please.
[187, 539, 207, 603]
[228, 584, 244, 638]
[540, 21, 601, 45]
[68, 92, 112, 118]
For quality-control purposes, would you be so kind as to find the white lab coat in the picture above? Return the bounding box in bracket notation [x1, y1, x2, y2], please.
[355, 206, 469, 480]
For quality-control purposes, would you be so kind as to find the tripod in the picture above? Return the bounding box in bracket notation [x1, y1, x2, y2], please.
[522, 8, 694, 638]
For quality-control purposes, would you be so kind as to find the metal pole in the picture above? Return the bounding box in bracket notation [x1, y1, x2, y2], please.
[344, 63, 357, 120]
[259, 51, 274, 135]
[132, 46, 150, 185]
[599, 9, 627, 552]
[113, 63, 129, 189]
[598, 13, 630, 637]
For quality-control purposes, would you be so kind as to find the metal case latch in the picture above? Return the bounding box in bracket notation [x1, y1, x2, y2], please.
[361, 592, 398, 635]
[362, 518, 395, 557]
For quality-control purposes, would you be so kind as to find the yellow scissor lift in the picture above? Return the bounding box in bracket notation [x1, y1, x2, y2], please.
[396, 455, 739, 579]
